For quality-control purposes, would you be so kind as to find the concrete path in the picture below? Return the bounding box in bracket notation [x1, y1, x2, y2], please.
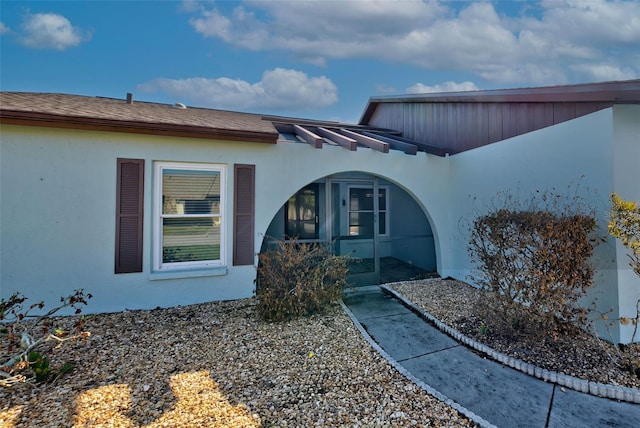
[342, 286, 640, 428]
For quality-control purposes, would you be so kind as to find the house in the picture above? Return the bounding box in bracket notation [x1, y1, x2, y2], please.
[1, 80, 639, 343]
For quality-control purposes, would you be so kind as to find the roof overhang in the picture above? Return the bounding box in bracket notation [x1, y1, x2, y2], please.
[0, 110, 279, 144]
[359, 79, 640, 124]
[269, 119, 450, 157]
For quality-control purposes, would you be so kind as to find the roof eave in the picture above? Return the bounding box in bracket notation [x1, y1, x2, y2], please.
[0, 110, 279, 144]
[359, 79, 640, 125]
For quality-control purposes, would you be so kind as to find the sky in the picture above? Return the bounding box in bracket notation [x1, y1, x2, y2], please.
[1, 0, 639, 123]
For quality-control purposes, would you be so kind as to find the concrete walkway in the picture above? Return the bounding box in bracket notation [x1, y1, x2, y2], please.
[342, 286, 640, 428]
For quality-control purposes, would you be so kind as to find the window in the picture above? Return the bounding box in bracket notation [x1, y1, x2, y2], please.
[285, 184, 319, 240]
[348, 186, 387, 237]
[154, 162, 226, 270]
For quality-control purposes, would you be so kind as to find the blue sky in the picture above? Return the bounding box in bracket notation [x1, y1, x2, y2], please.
[1, 0, 639, 122]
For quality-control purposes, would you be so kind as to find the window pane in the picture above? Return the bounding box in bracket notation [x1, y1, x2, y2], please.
[285, 185, 318, 239]
[379, 212, 386, 235]
[349, 188, 373, 211]
[163, 169, 221, 215]
[162, 217, 220, 263]
[349, 212, 374, 237]
[379, 189, 386, 210]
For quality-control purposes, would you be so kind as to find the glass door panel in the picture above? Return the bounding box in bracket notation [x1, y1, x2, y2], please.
[285, 184, 319, 240]
[331, 179, 380, 286]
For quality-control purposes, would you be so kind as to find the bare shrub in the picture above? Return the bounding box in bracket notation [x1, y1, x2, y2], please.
[467, 191, 599, 339]
[256, 237, 349, 322]
[1, 290, 91, 387]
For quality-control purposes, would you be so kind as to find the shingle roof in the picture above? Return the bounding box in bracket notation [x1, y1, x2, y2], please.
[0, 92, 279, 144]
[1, 91, 446, 156]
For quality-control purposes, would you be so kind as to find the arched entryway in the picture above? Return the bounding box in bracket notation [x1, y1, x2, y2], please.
[261, 172, 437, 286]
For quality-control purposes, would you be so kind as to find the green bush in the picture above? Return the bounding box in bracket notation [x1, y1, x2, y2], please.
[468, 192, 599, 338]
[256, 237, 349, 322]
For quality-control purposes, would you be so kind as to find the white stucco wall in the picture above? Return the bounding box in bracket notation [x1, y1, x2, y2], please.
[0, 124, 451, 314]
[0, 127, 269, 313]
[442, 107, 637, 342]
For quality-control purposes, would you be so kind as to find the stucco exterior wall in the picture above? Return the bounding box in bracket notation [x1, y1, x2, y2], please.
[0, 125, 450, 314]
[442, 108, 632, 342]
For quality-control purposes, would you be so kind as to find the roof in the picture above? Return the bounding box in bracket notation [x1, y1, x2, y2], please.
[358, 79, 640, 154]
[0, 92, 280, 144]
[1, 92, 446, 156]
[360, 79, 640, 124]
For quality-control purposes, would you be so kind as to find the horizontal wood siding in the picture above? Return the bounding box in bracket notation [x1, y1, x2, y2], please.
[368, 101, 613, 153]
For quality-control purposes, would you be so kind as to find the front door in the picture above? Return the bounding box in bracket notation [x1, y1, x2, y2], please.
[329, 178, 383, 286]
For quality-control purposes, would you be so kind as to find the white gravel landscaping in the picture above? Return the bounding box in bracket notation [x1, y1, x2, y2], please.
[1, 297, 473, 427]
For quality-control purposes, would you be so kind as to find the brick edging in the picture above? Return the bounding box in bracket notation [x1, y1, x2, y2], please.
[381, 284, 640, 405]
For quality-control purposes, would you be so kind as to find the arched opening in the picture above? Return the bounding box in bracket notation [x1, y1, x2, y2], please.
[261, 172, 437, 286]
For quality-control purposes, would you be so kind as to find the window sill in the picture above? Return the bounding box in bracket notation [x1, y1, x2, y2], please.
[149, 266, 227, 281]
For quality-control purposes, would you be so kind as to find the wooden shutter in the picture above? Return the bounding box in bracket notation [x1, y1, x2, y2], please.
[115, 158, 144, 273]
[233, 164, 255, 266]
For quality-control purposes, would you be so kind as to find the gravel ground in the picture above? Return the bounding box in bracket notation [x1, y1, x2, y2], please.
[389, 278, 640, 390]
[1, 298, 473, 427]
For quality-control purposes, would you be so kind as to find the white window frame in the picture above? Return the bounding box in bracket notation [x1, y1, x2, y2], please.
[347, 184, 389, 237]
[153, 162, 226, 271]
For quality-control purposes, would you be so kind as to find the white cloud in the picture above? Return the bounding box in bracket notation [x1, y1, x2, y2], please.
[189, 7, 232, 41]
[570, 63, 637, 82]
[406, 81, 479, 94]
[186, 0, 640, 86]
[19, 13, 89, 50]
[0, 22, 10, 34]
[137, 68, 338, 111]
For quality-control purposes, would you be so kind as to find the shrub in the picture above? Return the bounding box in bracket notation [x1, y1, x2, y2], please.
[603, 193, 640, 376]
[609, 193, 640, 276]
[468, 191, 599, 338]
[256, 237, 349, 322]
[1, 290, 91, 387]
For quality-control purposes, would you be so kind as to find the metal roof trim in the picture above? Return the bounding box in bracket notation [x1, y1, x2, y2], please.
[359, 79, 640, 125]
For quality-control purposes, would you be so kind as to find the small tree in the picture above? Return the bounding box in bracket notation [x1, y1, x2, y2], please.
[256, 237, 349, 322]
[609, 193, 640, 276]
[605, 193, 640, 377]
[468, 190, 599, 338]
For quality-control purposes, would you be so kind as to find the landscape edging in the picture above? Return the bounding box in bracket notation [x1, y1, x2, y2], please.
[380, 284, 640, 405]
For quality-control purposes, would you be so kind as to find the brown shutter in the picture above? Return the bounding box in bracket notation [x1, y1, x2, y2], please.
[115, 158, 144, 273]
[233, 164, 255, 266]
